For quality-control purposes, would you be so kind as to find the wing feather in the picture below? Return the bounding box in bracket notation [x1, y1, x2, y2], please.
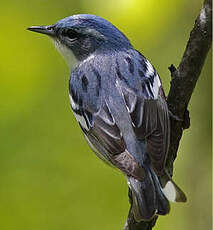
[121, 85, 170, 175]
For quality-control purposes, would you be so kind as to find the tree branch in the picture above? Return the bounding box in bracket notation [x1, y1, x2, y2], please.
[124, 0, 212, 229]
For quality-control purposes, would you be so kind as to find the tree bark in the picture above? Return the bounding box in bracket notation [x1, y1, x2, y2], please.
[124, 0, 212, 229]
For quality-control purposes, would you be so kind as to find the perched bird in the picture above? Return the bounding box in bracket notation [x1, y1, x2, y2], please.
[28, 14, 186, 221]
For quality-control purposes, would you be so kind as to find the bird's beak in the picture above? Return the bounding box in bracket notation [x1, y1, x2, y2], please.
[27, 25, 55, 36]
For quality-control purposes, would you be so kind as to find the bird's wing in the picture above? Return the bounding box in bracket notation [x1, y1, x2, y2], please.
[80, 100, 146, 180]
[115, 50, 170, 175]
[69, 64, 145, 180]
[69, 50, 169, 177]
[120, 85, 169, 175]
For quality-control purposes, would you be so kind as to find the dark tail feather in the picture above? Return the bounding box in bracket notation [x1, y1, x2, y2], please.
[150, 169, 171, 216]
[128, 167, 187, 222]
[128, 166, 170, 222]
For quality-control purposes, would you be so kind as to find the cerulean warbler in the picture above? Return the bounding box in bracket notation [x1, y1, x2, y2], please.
[28, 14, 186, 221]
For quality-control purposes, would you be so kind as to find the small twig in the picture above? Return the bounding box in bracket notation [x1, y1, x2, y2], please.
[124, 0, 212, 229]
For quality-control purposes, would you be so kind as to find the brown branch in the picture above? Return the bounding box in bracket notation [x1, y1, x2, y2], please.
[124, 0, 212, 229]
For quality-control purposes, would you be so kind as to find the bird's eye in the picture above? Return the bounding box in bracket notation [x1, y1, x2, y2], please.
[65, 29, 79, 41]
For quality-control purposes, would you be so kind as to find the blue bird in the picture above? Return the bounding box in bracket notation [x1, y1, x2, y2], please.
[28, 14, 186, 221]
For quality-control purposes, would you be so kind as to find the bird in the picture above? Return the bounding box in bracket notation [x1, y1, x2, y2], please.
[28, 14, 186, 222]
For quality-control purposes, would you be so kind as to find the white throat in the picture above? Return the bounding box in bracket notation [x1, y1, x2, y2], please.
[52, 39, 79, 71]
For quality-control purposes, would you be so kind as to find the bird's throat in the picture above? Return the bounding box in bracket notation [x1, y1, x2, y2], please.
[52, 39, 79, 70]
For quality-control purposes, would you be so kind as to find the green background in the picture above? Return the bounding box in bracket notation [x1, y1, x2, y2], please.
[0, 0, 211, 229]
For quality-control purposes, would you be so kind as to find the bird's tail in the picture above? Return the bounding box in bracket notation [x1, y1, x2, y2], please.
[128, 166, 186, 222]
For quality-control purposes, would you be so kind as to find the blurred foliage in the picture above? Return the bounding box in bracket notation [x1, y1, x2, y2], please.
[0, 0, 211, 229]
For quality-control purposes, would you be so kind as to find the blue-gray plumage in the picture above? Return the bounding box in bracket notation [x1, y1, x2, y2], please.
[28, 14, 186, 221]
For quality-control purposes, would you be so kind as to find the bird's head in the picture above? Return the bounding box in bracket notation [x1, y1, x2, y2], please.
[28, 14, 132, 67]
